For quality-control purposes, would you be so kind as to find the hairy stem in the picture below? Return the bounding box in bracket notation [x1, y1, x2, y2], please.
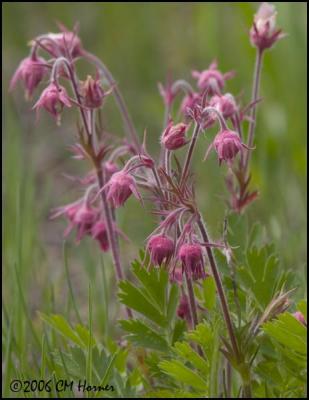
[197, 215, 239, 359]
[82, 50, 140, 154]
[243, 49, 263, 173]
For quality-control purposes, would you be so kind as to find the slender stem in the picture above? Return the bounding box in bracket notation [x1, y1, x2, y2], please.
[179, 123, 201, 188]
[96, 168, 133, 319]
[243, 49, 263, 174]
[82, 50, 140, 154]
[185, 272, 203, 357]
[197, 215, 239, 359]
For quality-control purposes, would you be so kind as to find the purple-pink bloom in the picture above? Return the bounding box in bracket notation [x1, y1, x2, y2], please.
[91, 220, 109, 252]
[210, 93, 237, 120]
[293, 311, 307, 326]
[33, 82, 72, 125]
[10, 54, 47, 99]
[250, 3, 285, 51]
[40, 30, 83, 59]
[81, 75, 110, 109]
[177, 294, 191, 322]
[180, 92, 201, 116]
[161, 121, 188, 151]
[205, 129, 250, 166]
[147, 234, 174, 266]
[192, 61, 235, 95]
[179, 243, 206, 280]
[105, 170, 141, 208]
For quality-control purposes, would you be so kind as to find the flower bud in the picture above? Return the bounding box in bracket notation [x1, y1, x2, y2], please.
[177, 294, 191, 322]
[161, 122, 188, 151]
[179, 243, 206, 280]
[192, 61, 234, 95]
[105, 170, 140, 208]
[210, 93, 237, 120]
[10, 54, 47, 99]
[91, 220, 109, 252]
[81, 75, 106, 109]
[33, 82, 72, 125]
[293, 311, 306, 326]
[147, 234, 174, 266]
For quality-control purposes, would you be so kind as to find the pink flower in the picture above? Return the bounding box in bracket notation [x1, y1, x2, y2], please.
[81, 75, 110, 109]
[33, 82, 72, 125]
[205, 129, 250, 166]
[104, 161, 119, 179]
[91, 220, 109, 252]
[177, 294, 191, 322]
[10, 54, 47, 99]
[147, 234, 174, 266]
[40, 31, 82, 59]
[192, 61, 235, 95]
[105, 170, 141, 208]
[179, 243, 206, 280]
[293, 311, 307, 326]
[180, 92, 201, 116]
[250, 3, 284, 51]
[161, 121, 188, 151]
[51, 200, 98, 243]
[210, 93, 237, 120]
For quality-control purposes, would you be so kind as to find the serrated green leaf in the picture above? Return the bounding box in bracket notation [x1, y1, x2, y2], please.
[173, 341, 209, 375]
[159, 359, 208, 391]
[118, 280, 167, 328]
[172, 319, 186, 344]
[120, 319, 169, 352]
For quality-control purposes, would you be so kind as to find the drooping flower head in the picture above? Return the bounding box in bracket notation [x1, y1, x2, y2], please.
[177, 294, 191, 322]
[192, 61, 235, 95]
[204, 129, 251, 166]
[179, 243, 206, 280]
[38, 29, 83, 59]
[105, 170, 141, 208]
[33, 82, 72, 125]
[147, 234, 174, 266]
[180, 92, 201, 118]
[161, 121, 188, 151]
[250, 3, 285, 51]
[91, 220, 109, 252]
[10, 54, 47, 99]
[210, 93, 238, 120]
[50, 200, 98, 243]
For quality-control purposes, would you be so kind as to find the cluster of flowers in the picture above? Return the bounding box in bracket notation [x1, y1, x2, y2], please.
[11, 4, 301, 326]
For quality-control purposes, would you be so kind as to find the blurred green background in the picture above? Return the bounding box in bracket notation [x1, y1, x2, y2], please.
[3, 2, 307, 332]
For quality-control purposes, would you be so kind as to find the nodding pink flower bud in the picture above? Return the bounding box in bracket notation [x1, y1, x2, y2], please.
[205, 130, 251, 166]
[170, 267, 183, 285]
[177, 294, 191, 322]
[192, 61, 235, 95]
[33, 82, 72, 125]
[180, 92, 201, 116]
[41, 31, 83, 58]
[161, 122, 188, 151]
[91, 220, 109, 252]
[81, 75, 108, 109]
[293, 311, 307, 326]
[250, 3, 284, 51]
[179, 243, 206, 280]
[147, 234, 174, 266]
[210, 93, 237, 120]
[10, 54, 47, 99]
[50, 200, 98, 243]
[105, 170, 141, 208]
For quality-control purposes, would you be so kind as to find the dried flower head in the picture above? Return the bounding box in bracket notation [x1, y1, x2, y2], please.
[250, 2, 285, 51]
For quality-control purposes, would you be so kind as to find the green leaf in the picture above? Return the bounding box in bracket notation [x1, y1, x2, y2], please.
[120, 319, 169, 352]
[118, 280, 167, 328]
[166, 284, 180, 322]
[39, 313, 85, 348]
[159, 359, 208, 391]
[173, 341, 209, 375]
[145, 389, 204, 398]
[202, 275, 216, 310]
